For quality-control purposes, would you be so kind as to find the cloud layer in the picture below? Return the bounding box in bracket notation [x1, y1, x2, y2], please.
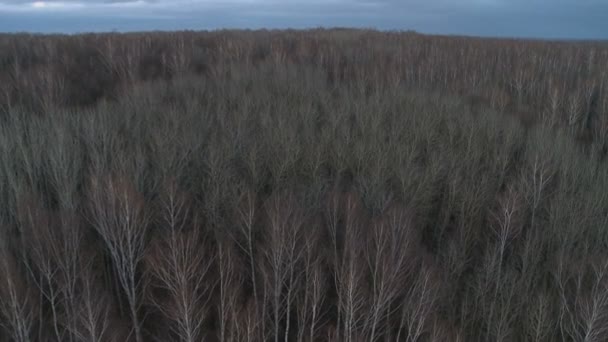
[0, 0, 607, 39]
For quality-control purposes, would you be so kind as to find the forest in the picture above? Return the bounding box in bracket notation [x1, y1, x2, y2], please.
[1, 29, 608, 341]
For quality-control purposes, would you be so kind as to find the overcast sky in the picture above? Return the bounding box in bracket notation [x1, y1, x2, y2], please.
[0, 0, 607, 39]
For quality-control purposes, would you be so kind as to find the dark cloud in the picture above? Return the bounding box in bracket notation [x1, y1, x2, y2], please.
[0, 0, 606, 39]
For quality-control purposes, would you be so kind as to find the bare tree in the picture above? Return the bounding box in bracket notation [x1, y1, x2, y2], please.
[545, 80, 563, 127]
[365, 203, 418, 342]
[233, 188, 260, 316]
[17, 195, 67, 341]
[34, 65, 65, 113]
[526, 292, 554, 342]
[578, 258, 608, 342]
[261, 190, 306, 342]
[483, 184, 524, 341]
[521, 152, 555, 277]
[567, 89, 584, 131]
[146, 182, 215, 342]
[232, 291, 264, 342]
[397, 267, 439, 342]
[296, 217, 327, 342]
[72, 265, 113, 342]
[88, 175, 149, 342]
[216, 233, 249, 342]
[0, 233, 35, 342]
[163, 35, 191, 76]
[326, 191, 368, 342]
[511, 66, 528, 107]
[0, 78, 12, 113]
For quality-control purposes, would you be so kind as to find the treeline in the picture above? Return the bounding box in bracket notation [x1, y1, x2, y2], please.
[0, 29, 608, 341]
[1, 29, 607, 140]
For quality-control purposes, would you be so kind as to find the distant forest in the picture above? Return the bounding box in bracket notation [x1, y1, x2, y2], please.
[1, 29, 608, 341]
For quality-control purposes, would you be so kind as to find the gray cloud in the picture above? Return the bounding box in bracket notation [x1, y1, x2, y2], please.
[0, 0, 606, 39]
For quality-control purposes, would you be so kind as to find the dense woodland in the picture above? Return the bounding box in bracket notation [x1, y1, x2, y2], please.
[1, 29, 608, 341]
